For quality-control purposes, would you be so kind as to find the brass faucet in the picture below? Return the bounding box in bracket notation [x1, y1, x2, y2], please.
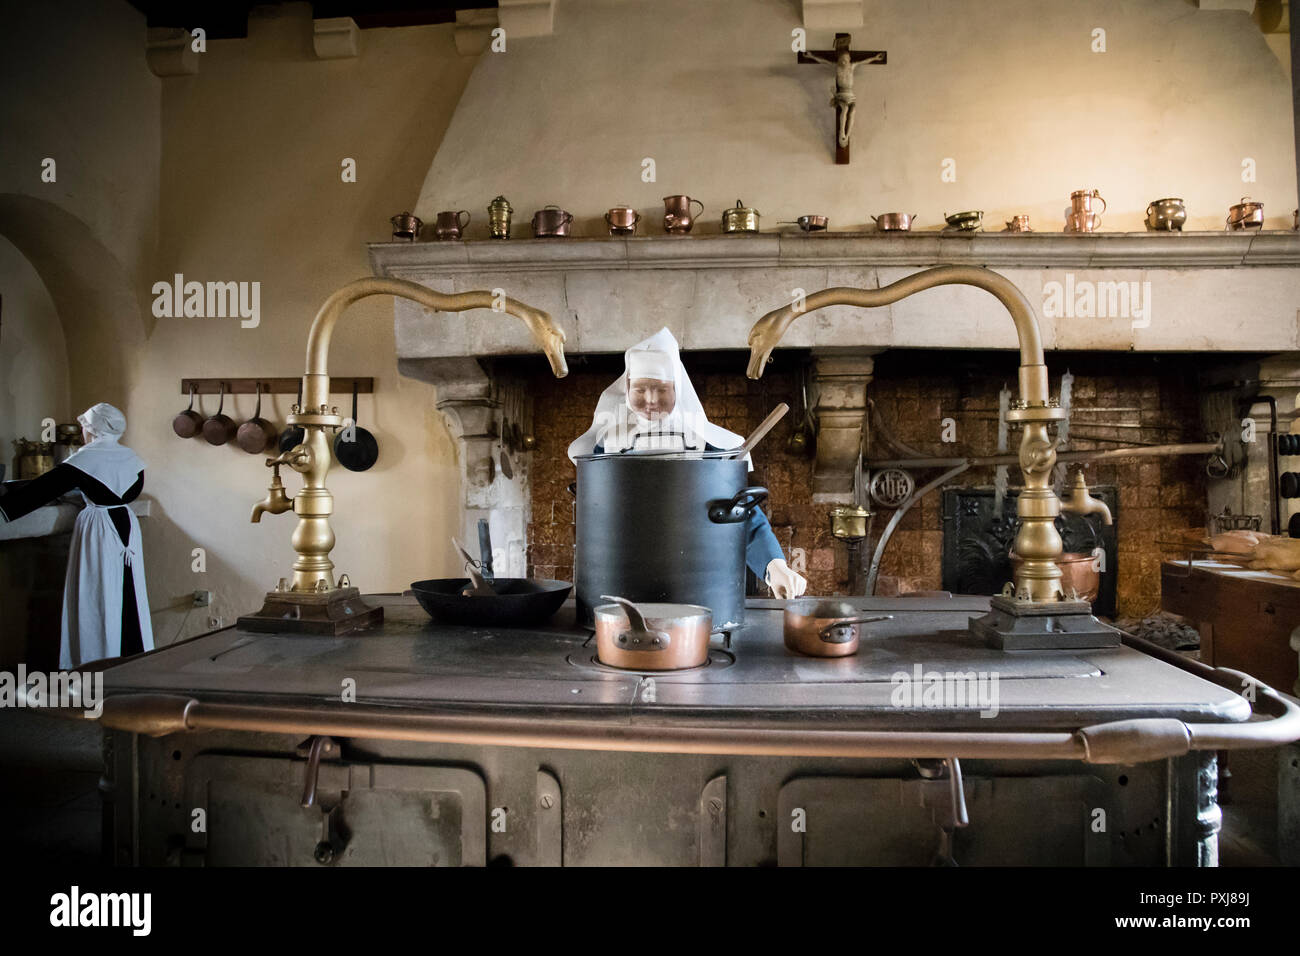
[256, 276, 568, 597]
[1060, 471, 1113, 525]
[747, 265, 1068, 605]
[250, 463, 293, 523]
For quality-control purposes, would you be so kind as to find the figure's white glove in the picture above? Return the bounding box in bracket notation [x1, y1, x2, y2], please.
[765, 558, 807, 599]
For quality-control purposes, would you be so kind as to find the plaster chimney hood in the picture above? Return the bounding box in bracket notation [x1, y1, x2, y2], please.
[370, 232, 1300, 539]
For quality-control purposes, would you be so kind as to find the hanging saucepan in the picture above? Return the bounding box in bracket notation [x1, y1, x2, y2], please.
[334, 382, 379, 472]
[279, 381, 306, 453]
[173, 383, 203, 438]
[593, 595, 714, 671]
[202, 383, 238, 446]
[783, 599, 892, 658]
[236, 382, 278, 454]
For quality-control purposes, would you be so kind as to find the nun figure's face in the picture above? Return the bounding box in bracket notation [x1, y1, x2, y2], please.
[627, 377, 676, 421]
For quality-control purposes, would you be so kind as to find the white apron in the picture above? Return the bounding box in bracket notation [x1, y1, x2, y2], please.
[57, 435, 153, 668]
[60, 494, 153, 668]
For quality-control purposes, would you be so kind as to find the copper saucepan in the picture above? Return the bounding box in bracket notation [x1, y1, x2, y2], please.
[236, 382, 278, 454]
[872, 213, 917, 232]
[173, 383, 203, 438]
[593, 595, 713, 671]
[202, 383, 238, 446]
[783, 599, 892, 657]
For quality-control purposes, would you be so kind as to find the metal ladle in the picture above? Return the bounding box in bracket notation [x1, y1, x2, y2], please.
[453, 538, 496, 596]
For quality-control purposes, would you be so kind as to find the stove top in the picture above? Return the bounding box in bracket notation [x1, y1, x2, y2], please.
[98, 594, 1249, 729]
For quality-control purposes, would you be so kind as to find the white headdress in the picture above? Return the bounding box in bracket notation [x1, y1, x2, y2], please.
[566, 328, 746, 462]
[66, 402, 145, 496]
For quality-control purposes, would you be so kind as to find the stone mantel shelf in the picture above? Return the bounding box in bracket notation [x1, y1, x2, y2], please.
[370, 230, 1300, 275]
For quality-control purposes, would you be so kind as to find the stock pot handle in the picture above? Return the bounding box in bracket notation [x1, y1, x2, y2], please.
[707, 486, 769, 524]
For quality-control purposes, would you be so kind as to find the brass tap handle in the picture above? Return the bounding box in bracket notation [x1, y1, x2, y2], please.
[266, 447, 312, 472]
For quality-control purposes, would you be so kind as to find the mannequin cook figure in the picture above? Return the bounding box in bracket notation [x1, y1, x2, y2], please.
[568, 329, 808, 599]
[0, 403, 154, 667]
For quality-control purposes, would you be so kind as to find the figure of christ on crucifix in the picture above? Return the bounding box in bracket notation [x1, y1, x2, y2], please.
[798, 32, 887, 164]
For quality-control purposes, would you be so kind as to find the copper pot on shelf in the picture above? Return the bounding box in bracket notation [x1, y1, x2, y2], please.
[389, 212, 422, 241]
[593, 595, 714, 671]
[532, 205, 573, 237]
[783, 599, 892, 658]
[605, 205, 641, 235]
[1004, 215, 1032, 232]
[872, 212, 917, 232]
[1226, 197, 1264, 231]
[663, 195, 704, 234]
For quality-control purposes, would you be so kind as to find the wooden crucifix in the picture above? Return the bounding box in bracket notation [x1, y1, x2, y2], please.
[798, 33, 887, 164]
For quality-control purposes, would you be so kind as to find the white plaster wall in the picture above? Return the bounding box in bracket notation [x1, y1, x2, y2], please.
[417, 0, 1296, 236]
[0, 0, 160, 291]
[137, 5, 476, 642]
[0, 237, 70, 459]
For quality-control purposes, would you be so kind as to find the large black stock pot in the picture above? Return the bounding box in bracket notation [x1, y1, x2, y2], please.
[574, 455, 768, 628]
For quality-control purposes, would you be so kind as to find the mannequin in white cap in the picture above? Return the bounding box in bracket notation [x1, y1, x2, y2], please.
[0, 403, 154, 667]
[568, 329, 808, 598]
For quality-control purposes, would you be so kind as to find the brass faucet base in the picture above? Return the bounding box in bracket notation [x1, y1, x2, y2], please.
[237, 586, 383, 636]
[970, 595, 1121, 650]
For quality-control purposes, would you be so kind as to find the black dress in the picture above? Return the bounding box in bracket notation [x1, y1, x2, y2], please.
[1, 464, 146, 657]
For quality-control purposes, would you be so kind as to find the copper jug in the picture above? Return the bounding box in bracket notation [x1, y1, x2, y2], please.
[663, 195, 704, 234]
[433, 210, 470, 240]
[1070, 189, 1106, 218]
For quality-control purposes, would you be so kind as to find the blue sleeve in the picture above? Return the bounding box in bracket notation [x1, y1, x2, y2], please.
[745, 508, 785, 577]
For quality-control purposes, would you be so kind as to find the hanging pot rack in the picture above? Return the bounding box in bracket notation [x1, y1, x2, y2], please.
[179, 377, 373, 396]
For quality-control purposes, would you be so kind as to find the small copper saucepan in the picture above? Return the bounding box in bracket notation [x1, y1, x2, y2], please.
[593, 595, 713, 671]
[872, 212, 917, 232]
[173, 383, 203, 438]
[783, 599, 892, 658]
[202, 383, 238, 446]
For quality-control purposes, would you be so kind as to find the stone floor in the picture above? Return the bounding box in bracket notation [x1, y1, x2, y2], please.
[2, 706, 1291, 866]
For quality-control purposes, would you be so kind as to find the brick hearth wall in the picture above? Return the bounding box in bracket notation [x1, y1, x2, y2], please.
[523, 351, 1207, 617]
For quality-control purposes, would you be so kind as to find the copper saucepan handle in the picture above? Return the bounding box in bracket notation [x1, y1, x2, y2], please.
[817, 614, 893, 641]
[600, 594, 672, 649]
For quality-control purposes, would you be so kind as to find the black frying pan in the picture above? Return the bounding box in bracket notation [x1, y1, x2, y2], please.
[334, 382, 378, 472]
[410, 578, 572, 627]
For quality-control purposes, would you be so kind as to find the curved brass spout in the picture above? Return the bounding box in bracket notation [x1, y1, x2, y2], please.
[258, 276, 568, 596]
[747, 265, 1067, 604]
[299, 276, 568, 416]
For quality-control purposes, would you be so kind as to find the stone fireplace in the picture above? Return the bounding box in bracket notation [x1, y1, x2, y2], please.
[372, 232, 1300, 613]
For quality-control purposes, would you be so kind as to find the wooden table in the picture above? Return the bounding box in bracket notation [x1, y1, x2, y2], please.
[1162, 560, 1300, 696]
